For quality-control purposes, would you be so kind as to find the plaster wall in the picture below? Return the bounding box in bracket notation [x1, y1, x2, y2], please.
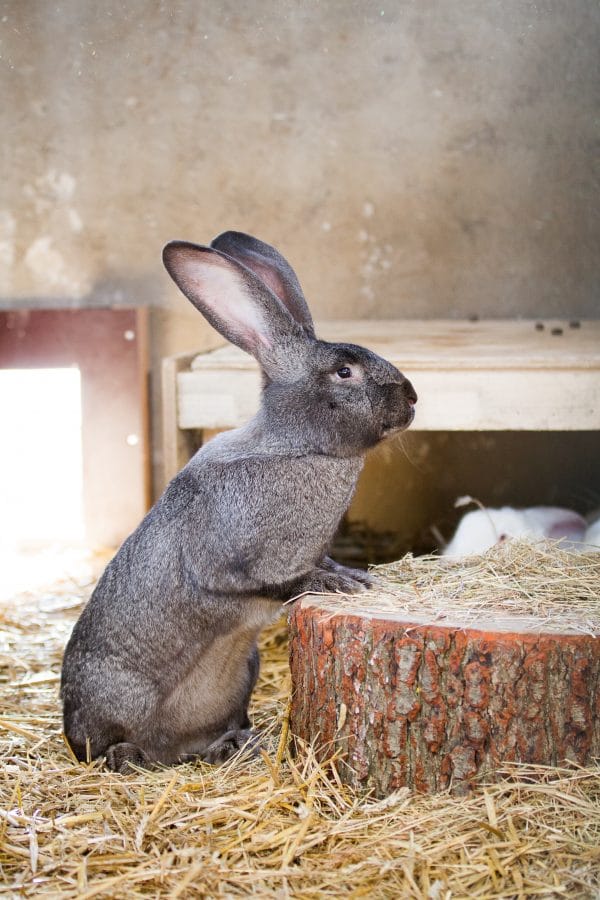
[2, 1, 598, 319]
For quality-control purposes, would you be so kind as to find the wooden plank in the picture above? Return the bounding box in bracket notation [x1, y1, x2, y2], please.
[178, 368, 262, 430]
[175, 319, 600, 432]
[161, 351, 198, 482]
[411, 369, 599, 430]
[80, 308, 150, 546]
[189, 319, 600, 372]
[178, 366, 600, 431]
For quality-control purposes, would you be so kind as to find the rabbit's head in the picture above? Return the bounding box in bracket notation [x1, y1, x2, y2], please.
[163, 232, 416, 457]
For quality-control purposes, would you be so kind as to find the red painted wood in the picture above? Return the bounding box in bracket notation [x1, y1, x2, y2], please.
[0, 309, 150, 546]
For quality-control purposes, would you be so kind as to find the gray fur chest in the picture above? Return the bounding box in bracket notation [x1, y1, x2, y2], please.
[239, 453, 363, 582]
[291, 454, 362, 524]
[178, 449, 364, 591]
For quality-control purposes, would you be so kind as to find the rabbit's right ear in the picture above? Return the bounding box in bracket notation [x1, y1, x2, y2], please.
[211, 231, 316, 339]
[162, 241, 310, 379]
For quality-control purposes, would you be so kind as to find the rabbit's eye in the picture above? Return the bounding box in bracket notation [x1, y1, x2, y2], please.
[336, 366, 353, 379]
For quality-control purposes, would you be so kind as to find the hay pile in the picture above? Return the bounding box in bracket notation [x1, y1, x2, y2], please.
[1, 543, 599, 897]
[352, 540, 600, 635]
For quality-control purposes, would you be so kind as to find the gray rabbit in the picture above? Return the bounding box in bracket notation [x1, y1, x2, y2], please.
[60, 232, 417, 773]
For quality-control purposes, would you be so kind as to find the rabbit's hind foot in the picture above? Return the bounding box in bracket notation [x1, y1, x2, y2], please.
[105, 741, 154, 774]
[192, 728, 261, 765]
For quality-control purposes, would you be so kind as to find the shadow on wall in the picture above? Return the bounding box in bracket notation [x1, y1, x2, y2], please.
[336, 430, 600, 565]
[0, 274, 164, 312]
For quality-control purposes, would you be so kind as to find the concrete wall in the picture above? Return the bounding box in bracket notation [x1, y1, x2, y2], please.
[1, 1, 599, 542]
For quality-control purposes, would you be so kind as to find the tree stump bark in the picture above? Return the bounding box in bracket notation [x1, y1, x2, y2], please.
[289, 596, 600, 795]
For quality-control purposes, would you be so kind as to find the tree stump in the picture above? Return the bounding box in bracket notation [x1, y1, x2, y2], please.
[288, 549, 600, 795]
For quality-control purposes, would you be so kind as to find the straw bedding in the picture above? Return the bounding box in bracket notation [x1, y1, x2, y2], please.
[1, 543, 599, 897]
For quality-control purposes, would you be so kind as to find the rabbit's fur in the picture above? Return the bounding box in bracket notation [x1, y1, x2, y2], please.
[584, 517, 600, 548]
[61, 231, 417, 772]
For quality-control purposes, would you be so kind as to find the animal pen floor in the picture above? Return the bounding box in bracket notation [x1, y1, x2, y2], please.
[1, 553, 599, 898]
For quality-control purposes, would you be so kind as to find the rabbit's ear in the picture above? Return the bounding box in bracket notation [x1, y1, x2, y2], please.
[210, 231, 316, 338]
[163, 240, 309, 377]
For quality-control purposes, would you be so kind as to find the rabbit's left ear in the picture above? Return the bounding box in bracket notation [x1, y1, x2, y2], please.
[211, 231, 316, 338]
[162, 240, 310, 380]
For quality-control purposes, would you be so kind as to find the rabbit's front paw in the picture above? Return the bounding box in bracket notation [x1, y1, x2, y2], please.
[297, 562, 374, 596]
[322, 557, 377, 589]
[201, 728, 261, 765]
[105, 742, 153, 774]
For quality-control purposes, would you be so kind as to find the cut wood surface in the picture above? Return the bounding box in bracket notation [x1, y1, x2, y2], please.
[288, 543, 600, 796]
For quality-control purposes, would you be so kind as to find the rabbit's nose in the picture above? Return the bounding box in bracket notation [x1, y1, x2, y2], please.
[402, 379, 417, 405]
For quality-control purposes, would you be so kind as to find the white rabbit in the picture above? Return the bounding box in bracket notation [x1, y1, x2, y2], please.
[584, 517, 600, 548]
[443, 505, 587, 557]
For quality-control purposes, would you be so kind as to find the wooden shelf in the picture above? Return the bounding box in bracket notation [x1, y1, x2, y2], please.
[163, 319, 600, 481]
[189, 319, 600, 371]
